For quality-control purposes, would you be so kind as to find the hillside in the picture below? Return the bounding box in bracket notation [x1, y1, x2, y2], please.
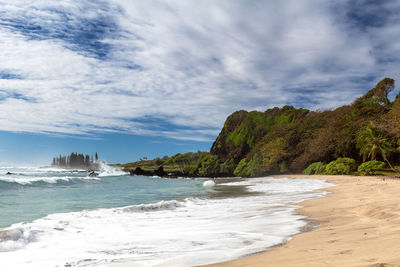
[124, 78, 400, 177]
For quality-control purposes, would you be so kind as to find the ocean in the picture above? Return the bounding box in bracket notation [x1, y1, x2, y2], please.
[0, 165, 333, 267]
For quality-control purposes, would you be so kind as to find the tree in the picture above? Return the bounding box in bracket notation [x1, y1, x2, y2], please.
[95, 152, 98, 162]
[259, 138, 288, 172]
[183, 164, 199, 176]
[173, 152, 192, 171]
[245, 154, 262, 176]
[198, 155, 219, 176]
[220, 159, 236, 175]
[356, 122, 397, 171]
[233, 159, 248, 177]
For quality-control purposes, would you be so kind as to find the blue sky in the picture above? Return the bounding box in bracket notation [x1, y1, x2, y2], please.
[0, 0, 400, 166]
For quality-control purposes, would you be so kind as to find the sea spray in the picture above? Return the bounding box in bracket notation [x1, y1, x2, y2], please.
[97, 161, 127, 177]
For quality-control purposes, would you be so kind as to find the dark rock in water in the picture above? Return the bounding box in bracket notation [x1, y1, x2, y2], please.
[130, 167, 153, 176]
[6, 172, 13, 175]
[129, 166, 184, 178]
[89, 171, 99, 177]
[154, 166, 165, 177]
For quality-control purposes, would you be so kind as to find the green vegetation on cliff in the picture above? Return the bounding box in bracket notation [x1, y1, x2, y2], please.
[122, 151, 217, 176]
[123, 78, 400, 177]
[208, 78, 400, 176]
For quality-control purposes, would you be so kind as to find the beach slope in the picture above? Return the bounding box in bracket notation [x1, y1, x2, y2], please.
[204, 174, 400, 267]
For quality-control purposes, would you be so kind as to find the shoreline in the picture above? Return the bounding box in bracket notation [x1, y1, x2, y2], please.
[202, 174, 400, 267]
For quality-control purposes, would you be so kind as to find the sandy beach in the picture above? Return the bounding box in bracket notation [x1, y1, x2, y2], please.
[203, 174, 400, 267]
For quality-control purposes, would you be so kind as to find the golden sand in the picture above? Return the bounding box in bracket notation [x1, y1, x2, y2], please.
[203, 174, 400, 267]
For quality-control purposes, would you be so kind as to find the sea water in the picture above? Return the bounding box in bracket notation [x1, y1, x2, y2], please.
[0, 165, 333, 267]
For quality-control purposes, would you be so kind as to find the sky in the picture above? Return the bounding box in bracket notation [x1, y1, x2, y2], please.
[0, 0, 400, 166]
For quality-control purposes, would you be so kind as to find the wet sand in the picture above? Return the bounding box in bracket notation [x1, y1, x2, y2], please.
[203, 174, 400, 267]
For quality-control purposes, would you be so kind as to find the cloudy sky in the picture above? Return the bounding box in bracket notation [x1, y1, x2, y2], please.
[0, 0, 399, 165]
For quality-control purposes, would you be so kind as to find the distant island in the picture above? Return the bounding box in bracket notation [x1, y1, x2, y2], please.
[51, 152, 100, 170]
[123, 78, 400, 178]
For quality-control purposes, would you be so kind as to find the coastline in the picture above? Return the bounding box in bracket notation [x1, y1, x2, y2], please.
[202, 174, 400, 267]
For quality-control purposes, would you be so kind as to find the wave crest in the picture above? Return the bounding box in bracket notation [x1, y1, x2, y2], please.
[120, 199, 186, 213]
[0, 176, 100, 186]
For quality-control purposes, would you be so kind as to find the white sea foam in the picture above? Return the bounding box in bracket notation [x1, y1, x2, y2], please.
[121, 200, 185, 212]
[0, 176, 100, 185]
[0, 163, 127, 185]
[203, 180, 216, 187]
[0, 228, 36, 252]
[35, 167, 78, 172]
[98, 161, 127, 177]
[0, 177, 333, 267]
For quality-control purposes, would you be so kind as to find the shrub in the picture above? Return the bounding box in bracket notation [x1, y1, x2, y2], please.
[198, 155, 219, 176]
[303, 162, 326, 175]
[325, 157, 356, 175]
[279, 161, 288, 173]
[220, 159, 236, 175]
[183, 164, 199, 176]
[233, 155, 262, 177]
[233, 159, 248, 177]
[259, 138, 287, 172]
[334, 158, 357, 171]
[358, 160, 386, 175]
[246, 154, 262, 177]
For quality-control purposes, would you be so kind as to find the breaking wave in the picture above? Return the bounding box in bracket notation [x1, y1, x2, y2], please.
[0, 163, 127, 188]
[0, 177, 333, 267]
[97, 161, 127, 177]
[0, 176, 100, 186]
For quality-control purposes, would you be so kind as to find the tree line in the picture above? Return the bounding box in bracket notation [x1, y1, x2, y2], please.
[52, 152, 99, 168]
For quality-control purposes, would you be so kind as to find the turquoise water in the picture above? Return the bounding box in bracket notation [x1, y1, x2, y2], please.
[0, 167, 207, 228]
[0, 166, 333, 267]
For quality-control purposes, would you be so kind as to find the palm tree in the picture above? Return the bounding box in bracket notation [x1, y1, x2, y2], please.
[356, 122, 397, 171]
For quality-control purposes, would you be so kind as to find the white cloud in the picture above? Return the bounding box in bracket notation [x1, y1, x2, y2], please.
[0, 0, 398, 141]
